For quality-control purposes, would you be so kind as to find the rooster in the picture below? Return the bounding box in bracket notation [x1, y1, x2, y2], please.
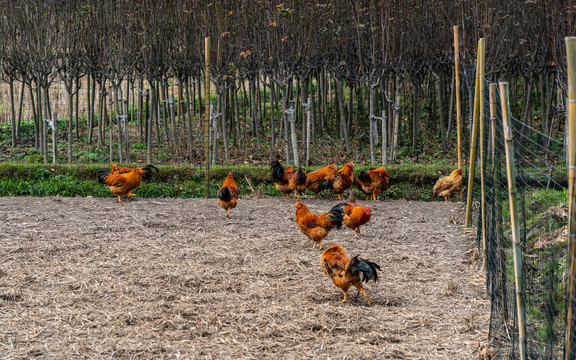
[306, 164, 337, 198]
[295, 202, 344, 249]
[331, 162, 355, 200]
[321, 244, 380, 304]
[97, 165, 157, 202]
[270, 160, 307, 200]
[343, 190, 371, 237]
[432, 168, 463, 202]
[218, 172, 240, 218]
[355, 166, 389, 200]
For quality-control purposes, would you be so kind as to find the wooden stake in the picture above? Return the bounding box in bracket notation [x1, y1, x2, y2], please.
[205, 37, 211, 199]
[465, 38, 484, 227]
[500, 81, 527, 360]
[478, 39, 487, 266]
[454, 26, 463, 200]
[565, 36, 576, 360]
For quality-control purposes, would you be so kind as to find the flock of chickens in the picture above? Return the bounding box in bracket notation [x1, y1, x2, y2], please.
[95, 162, 463, 304]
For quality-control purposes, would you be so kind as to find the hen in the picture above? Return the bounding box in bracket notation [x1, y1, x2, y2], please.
[343, 190, 371, 237]
[331, 162, 355, 200]
[306, 164, 337, 198]
[355, 166, 389, 200]
[270, 161, 307, 200]
[97, 165, 156, 202]
[432, 168, 463, 202]
[110, 164, 158, 180]
[295, 202, 344, 249]
[218, 172, 240, 218]
[320, 244, 381, 304]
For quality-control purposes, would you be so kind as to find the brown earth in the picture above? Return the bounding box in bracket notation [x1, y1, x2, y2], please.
[0, 196, 488, 359]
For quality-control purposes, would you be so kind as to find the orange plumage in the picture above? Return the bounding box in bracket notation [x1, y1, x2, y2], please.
[295, 202, 344, 249]
[320, 244, 380, 304]
[343, 190, 371, 237]
[306, 164, 337, 198]
[218, 172, 240, 218]
[270, 161, 307, 200]
[432, 169, 463, 202]
[331, 162, 355, 200]
[355, 166, 389, 201]
[97, 167, 151, 202]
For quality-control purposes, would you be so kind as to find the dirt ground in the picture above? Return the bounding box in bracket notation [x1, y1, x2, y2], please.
[0, 196, 489, 359]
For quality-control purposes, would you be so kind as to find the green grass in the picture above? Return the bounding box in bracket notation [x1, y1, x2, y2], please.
[0, 162, 458, 199]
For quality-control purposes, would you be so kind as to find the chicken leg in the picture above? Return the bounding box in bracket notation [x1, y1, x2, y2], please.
[359, 286, 372, 304]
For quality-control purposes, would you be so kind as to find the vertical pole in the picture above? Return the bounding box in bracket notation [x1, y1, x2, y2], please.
[565, 36, 576, 360]
[205, 37, 211, 199]
[51, 112, 57, 164]
[306, 97, 312, 165]
[465, 38, 485, 227]
[500, 81, 527, 360]
[454, 26, 463, 200]
[478, 39, 487, 265]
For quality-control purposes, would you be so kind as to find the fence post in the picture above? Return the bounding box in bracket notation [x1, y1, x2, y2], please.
[500, 81, 527, 360]
[204, 37, 211, 199]
[465, 38, 485, 227]
[565, 36, 576, 360]
[454, 26, 463, 201]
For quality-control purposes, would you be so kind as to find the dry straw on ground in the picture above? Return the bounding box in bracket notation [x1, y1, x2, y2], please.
[0, 197, 489, 359]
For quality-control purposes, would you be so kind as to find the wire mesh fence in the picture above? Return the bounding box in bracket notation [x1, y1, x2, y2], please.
[473, 77, 568, 359]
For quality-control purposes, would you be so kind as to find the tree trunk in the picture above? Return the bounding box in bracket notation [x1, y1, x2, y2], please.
[169, 94, 177, 147]
[15, 81, 24, 139]
[391, 75, 402, 163]
[67, 81, 74, 163]
[113, 83, 124, 163]
[288, 102, 299, 166]
[8, 81, 16, 147]
[249, 77, 261, 148]
[335, 78, 350, 153]
[51, 112, 57, 164]
[368, 82, 376, 164]
[42, 86, 50, 164]
[75, 76, 80, 141]
[185, 77, 194, 156]
[147, 81, 154, 164]
[97, 79, 105, 147]
[28, 84, 38, 148]
[220, 89, 230, 164]
[305, 96, 312, 165]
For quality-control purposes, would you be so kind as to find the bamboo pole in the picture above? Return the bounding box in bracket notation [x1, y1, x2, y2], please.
[478, 39, 487, 266]
[565, 36, 576, 360]
[454, 26, 463, 201]
[465, 38, 484, 227]
[205, 37, 211, 199]
[500, 81, 527, 360]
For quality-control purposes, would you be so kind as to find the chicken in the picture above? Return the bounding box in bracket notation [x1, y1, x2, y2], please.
[432, 168, 463, 202]
[320, 244, 381, 304]
[295, 202, 344, 249]
[354, 166, 389, 200]
[270, 160, 307, 200]
[97, 165, 157, 202]
[110, 164, 157, 177]
[331, 162, 355, 200]
[306, 164, 337, 198]
[343, 190, 371, 237]
[218, 172, 240, 218]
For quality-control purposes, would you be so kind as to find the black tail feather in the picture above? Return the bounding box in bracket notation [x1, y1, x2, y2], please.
[96, 169, 109, 184]
[358, 170, 371, 183]
[295, 168, 307, 186]
[349, 255, 381, 283]
[327, 204, 345, 229]
[270, 160, 285, 182]
[318, 178, 334, 191]
[141, 164, 159, 180]
[218, 186, 231, 201]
